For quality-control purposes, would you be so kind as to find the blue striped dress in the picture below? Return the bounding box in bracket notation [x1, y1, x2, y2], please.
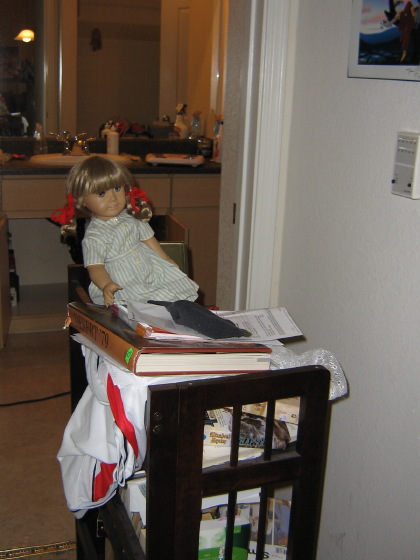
[82, 210, 199, 305]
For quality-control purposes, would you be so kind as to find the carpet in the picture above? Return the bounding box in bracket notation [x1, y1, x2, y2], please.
[0, 541, 76, 559]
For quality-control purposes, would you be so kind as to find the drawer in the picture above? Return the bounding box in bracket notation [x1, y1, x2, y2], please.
[1, 176, 67, 218]
[171, 176, 220, 208]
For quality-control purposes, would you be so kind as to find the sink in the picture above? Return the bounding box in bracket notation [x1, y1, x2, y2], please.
[30, 153, 137, 166]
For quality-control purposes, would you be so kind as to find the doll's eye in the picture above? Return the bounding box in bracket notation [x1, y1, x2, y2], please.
[97, 191, 105, 198]
[114, 186, 122, 193]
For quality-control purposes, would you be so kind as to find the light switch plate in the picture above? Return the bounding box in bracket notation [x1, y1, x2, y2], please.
[392, 131, 420, 199]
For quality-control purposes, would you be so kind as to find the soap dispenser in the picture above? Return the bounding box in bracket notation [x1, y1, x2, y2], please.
[174, 104, 188, 139]
[107, 125, 119, 155]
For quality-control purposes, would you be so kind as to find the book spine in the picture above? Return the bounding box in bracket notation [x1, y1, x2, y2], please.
[68, 305, 137, 371]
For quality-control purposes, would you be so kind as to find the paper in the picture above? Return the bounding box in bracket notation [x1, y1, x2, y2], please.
[215, 308, 302, 341]
[126, 302, 302, 342]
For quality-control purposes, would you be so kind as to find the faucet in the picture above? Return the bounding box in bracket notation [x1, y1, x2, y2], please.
[49, 131, 94, 155]
[71, 133, 91, 155]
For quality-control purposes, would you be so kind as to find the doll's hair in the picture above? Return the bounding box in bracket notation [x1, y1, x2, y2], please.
[61, 155, 152, 236]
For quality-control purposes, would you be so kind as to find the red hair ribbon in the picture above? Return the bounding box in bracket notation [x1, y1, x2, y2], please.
[128, 186, 150, 213]
[50, 193, 75, 225]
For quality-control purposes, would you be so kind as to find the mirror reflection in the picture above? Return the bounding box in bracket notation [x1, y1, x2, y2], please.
[0, 0, 37, 136]
[0, 0, 226, 140]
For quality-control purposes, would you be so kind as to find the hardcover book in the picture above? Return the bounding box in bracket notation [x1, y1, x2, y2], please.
[67, 302, 272, 375]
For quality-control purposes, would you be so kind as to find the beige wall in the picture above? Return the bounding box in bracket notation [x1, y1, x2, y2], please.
[160, 0, 227, 136]
[76, 0, 160, 138]
[59, 0, 226, 138]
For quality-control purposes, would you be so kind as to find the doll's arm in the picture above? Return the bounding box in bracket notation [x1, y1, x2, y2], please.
[142, 236, 179, 267]
[87, 264, 122, 306]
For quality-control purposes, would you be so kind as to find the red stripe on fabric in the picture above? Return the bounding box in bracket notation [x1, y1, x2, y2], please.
[93, 462, 117, 501]
[106, 374, 139, 456]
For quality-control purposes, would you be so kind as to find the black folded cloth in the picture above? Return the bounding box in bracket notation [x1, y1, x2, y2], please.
[148, 300, 251, 339]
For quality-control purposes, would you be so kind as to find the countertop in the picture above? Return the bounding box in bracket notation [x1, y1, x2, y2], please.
[0, 157, 221, 176]
[0, 137, 221, 176]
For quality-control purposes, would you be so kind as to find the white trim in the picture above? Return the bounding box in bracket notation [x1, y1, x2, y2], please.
[233, 0, 290, 309]
[43, 0, 60, 134]
[232, 0, 263, 309]
[247, 0, 290, 308]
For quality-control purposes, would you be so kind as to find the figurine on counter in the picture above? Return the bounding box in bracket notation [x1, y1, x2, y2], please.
[51, 155, 199, 306]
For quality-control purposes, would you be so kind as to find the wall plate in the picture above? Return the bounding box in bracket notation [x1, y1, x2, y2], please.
[392, 131, 420, 199]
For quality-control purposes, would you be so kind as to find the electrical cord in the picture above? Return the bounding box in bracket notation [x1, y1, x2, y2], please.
[0, 391, 71, 407]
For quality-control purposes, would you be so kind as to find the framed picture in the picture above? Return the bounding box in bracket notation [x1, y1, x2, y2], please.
[348, 0, 420, 81]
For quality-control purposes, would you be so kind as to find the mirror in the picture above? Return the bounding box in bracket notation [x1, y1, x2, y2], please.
[0, 0, 38, 136]
[0, 0, 227, 139]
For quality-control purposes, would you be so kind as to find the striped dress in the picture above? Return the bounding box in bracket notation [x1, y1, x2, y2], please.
[82, 210, 199, 305]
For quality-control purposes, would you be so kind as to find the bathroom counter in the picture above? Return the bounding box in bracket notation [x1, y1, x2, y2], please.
[0, 156, 221, 176]
[0, 137, 221, 176]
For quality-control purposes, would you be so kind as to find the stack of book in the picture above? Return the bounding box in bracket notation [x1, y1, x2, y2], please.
[67, 302, 274, 375]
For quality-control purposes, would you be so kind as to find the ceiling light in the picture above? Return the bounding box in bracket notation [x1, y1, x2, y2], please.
[14, 29, 35, 43]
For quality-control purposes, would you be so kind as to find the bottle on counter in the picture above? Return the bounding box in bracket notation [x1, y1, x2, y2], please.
[8, 233, 19, 305]
[189, 111, 201, 140]
[107, 126, 119, 155]
[197, 136, 212, 157]
[212, 116, 223, 163]
[101, 123, 111, 138]
[174, 104, 188, 139]
[33, 123, 48, 154]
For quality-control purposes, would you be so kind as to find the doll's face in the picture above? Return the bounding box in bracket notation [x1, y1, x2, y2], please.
[82, 186, 126, 220]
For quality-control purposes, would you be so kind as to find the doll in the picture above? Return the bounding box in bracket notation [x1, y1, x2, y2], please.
[51, 155, 199, 306]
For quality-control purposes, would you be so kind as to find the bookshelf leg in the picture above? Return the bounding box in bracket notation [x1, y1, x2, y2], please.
[76, 510, 105, 560]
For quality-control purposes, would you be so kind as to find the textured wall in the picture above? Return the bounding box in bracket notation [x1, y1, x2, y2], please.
[277, 1, 420, 558]
[219, 0, 420, 557]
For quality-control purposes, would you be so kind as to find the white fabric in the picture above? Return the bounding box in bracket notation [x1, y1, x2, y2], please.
[57, 348, 140, 518]
[57, 342, 347, 517]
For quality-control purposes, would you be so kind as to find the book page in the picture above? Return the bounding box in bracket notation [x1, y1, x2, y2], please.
[215, 308, 302, 341]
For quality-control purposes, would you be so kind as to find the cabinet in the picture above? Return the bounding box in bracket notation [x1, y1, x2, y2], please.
[1, 175, 173, 219]
[131, 176, 171, 216]
[1, 176, 67, 218]
[134, 174, 220, 307]
[170, 175, 220, 307]
[0, 214, 11, 348]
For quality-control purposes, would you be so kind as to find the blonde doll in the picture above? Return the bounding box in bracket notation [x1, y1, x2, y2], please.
[51, 155, 199, 306]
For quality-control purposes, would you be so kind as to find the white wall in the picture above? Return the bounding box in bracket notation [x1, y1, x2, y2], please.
[274, 1, 420, 558]
[9, 219, 73, 285]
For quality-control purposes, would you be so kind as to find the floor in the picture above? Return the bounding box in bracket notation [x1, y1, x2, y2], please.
[0, 325, 76, 555]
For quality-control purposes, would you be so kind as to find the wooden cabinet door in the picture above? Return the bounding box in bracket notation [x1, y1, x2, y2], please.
[172, 207, 219, 307]
[0, 214, 11, 347]
[171, 176, 221, 307]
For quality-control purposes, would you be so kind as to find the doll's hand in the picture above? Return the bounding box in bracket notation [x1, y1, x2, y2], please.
[103, 282, 123, 307]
